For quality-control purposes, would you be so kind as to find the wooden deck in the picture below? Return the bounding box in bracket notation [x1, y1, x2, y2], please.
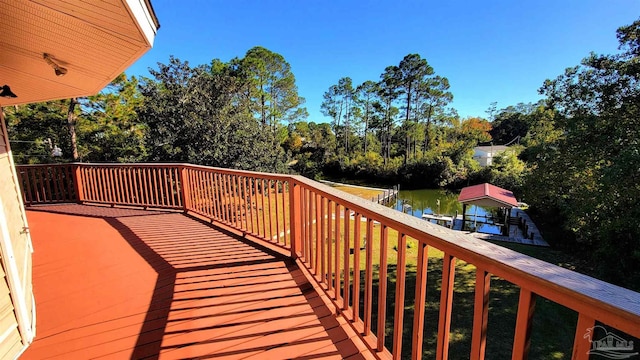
[22, 204, 372, 360]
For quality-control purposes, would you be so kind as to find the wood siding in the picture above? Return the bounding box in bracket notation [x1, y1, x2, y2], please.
[0, 113, 34, 358]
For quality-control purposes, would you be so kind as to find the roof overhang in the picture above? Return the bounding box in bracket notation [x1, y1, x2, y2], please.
[0, 0, 159, 106]
[458, 183, 519, 208]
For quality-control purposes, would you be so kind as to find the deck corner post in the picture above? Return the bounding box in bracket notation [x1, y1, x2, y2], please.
[289, 178, 302, 259]
[179, 165, 192, 212]
[72, 163, 84, 203]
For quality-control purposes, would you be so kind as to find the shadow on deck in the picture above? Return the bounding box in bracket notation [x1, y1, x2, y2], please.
[22, 204, 370, 360]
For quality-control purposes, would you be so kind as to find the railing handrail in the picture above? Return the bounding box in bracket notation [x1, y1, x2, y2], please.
[16, 162, 640, 356]
[289, 175, 640, 335]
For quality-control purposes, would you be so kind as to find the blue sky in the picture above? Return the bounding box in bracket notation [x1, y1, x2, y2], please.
[127, 1, 640, 121]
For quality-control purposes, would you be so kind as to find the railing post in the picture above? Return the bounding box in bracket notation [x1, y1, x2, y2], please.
[72, 164, 84, 203]
[289, 178, 302, 259]
[179, 165, 192, 212]
[572, 314, 595, 360]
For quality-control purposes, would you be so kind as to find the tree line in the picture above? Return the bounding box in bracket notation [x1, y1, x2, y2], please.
[4, 18, 640, 289]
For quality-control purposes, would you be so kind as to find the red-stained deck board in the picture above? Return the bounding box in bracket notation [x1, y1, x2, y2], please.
[22, 204, 370, 360]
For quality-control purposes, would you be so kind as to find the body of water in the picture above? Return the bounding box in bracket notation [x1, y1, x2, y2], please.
[393, 189, 503, 235]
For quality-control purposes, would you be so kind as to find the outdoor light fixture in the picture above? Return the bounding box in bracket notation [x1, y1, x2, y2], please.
[43, 53, 68, 77]
[0, 85, 17, 98]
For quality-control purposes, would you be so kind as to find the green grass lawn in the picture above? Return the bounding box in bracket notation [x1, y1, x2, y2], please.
[306, 220, 581, 359]
[240, 186, 586, 359]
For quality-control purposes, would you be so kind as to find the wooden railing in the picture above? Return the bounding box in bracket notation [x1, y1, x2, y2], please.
[15, 163, 640, 360]
[16, 164, 78, 205]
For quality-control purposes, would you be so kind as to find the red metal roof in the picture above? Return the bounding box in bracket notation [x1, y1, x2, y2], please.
[458, 183, 519, 208]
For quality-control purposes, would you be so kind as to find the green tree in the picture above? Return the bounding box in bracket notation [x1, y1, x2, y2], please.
[378, 66, 401, 164]
[529, 18, 640, 288]
[240, 46, 307, 129]
[354, 80, 379, 153]
[418, 75, 453, 152]
[321, 77, 357, 155]
[397, 54, 433, 163]
[139, 56, 285, 172]
[82, 74, 147, 162]
[5, 101, 70, 163]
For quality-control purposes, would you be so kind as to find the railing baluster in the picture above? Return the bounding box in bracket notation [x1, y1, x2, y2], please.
[260, 179, 267, 238]
[149, 167, 157, 206]
[308, 189, 314, 265]
[203, 170, 212, 216]
[207, 171, 217, 217]
[43, 167, 53, 202]
[334, 202, 341, 302]
[54, 166, 64, 201]
[122, 167, 131, 204]
[238, 175, 246, 230]
[242, 177, 249, 232]
[110, 167, 119, 204]
[169, 168, 176, 206]
[320, 196, 326, 284]
[113, 167, 122, 204]
[253, 178, 260, 237]
[436, 254, 456, 360]
[21, 169, 33, 204]
[53, 165, 61, 201]
[343, 206, 350, 312]
[228, 174, 236, 225]
[214, 172, 224, 221]
[172, 167, 179, 206]
[285, 182, 291, 246]
[275, 181, 282, 244]
[198, 170, 209, 215]
[98, 167, 106, 203]
[512, 288, 536, 360]
[72, 166, 80, 202]
[194, 170, 203, 215]
[63, 166, 71, 201]
[151, 167, 160, 206]
[327, 199, 333, 292]
[155, 167, 162, 206]
[267, 179, 274, 241]
[572, 314, 595, 360]
[83, 167, 91, 202]
[179, 167, 189, 211]
[111, 167, 119, 204]
[315, 193, 322, 274]
[251, 177, 258, 235]
[377, 224, 389, 352]
[127, 167, 136, 204]
[392, 232, 407, 360]
[248, 177, 255, 235]
[230, 174, 239, 228]
[289, 179, 301, 258]
[301, 188, 308, 260]
[412, 241, 429, 360]
[37, 167, 45, 202]
[363, 217, 374, 336]
[97, 167, 106, 203]
[52, 166, 59, 201]
[166, 167, 172, 207]
[471, 269, 491, 360]
[116, 167, 125, 204]
[209, 172, 219, 219]
[64, 165, 72, 201]
[353, 213, 361, 321]
[166, 168, 173, 207]
[140, 167, 148, 205]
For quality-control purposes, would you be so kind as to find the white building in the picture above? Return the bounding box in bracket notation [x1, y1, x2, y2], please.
[473, 145, 510, 167]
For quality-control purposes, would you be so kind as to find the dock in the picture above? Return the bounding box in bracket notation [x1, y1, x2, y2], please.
[421, 209, 549, 247]
[372, 185, 399, 206]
